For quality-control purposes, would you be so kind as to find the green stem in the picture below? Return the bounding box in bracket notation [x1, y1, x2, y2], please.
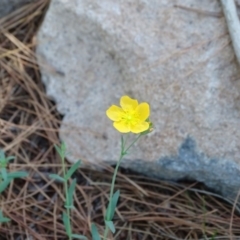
[123, 133, 130, 150]
[124, 134, 142, 154]
[103, 134, 142, 240]
[103, 152, 124, 239]
[62, 156, 72, 240]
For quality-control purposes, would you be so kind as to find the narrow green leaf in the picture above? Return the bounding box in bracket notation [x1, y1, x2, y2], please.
[106, 190, 120, 220]
[55, 142, 67, 160]
[65, 160, 81, 180]
[111, 190, 120, 216]
[0, 179, 11, 194]
[105, 220, 116, 234]
[71, 234, 88, 239]
[0, 150, 14, 167]
[55, 145, 62, 157]
[0, 211, 10, 223]
[1, 168, 8, 181]
[65, 178, 77, 208]
[61, 142, 67, 151]
[62, 212, 71, 236]
[106, 203, 111, 220]
[0, 216, 10, 223]
[91, 223, 101, 240]
[7, 171, 28, 179]
[55, 145, 64, 159]
[49, 174, 65, 182]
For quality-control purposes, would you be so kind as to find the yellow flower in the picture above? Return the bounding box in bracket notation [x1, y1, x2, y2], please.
[106, 96, 150, 133]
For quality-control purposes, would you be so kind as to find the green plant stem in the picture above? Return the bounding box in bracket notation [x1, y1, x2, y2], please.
[103, 134, 142, 240]
[122, 133, 130, 150]
[124, 134, 142, 154]
[103, 153, 123, 239]
[61, 156, 72, 240]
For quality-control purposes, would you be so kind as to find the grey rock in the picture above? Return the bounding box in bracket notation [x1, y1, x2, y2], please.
[36, 0, 240, 199]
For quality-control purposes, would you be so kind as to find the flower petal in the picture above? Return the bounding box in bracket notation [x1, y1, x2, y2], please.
[130, 121, 149, 133]
[136, 103, 150, 121]
[113, 121, 130, 133]
[120, 96, 138, 111]
[106, 105, 124, 121]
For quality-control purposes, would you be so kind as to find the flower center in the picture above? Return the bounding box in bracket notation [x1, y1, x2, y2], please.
[122, 110, 138, 125]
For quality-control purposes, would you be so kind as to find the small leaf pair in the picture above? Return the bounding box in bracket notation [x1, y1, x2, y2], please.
[105, 190, 120, 233]
[49, 160, 81, 183]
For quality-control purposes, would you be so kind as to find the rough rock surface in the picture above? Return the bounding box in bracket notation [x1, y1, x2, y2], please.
[37, 0, 240, 198]
[0, 0, 33, 17]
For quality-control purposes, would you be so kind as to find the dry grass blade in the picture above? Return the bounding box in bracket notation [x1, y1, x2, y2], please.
[0, 1, 240, 240]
